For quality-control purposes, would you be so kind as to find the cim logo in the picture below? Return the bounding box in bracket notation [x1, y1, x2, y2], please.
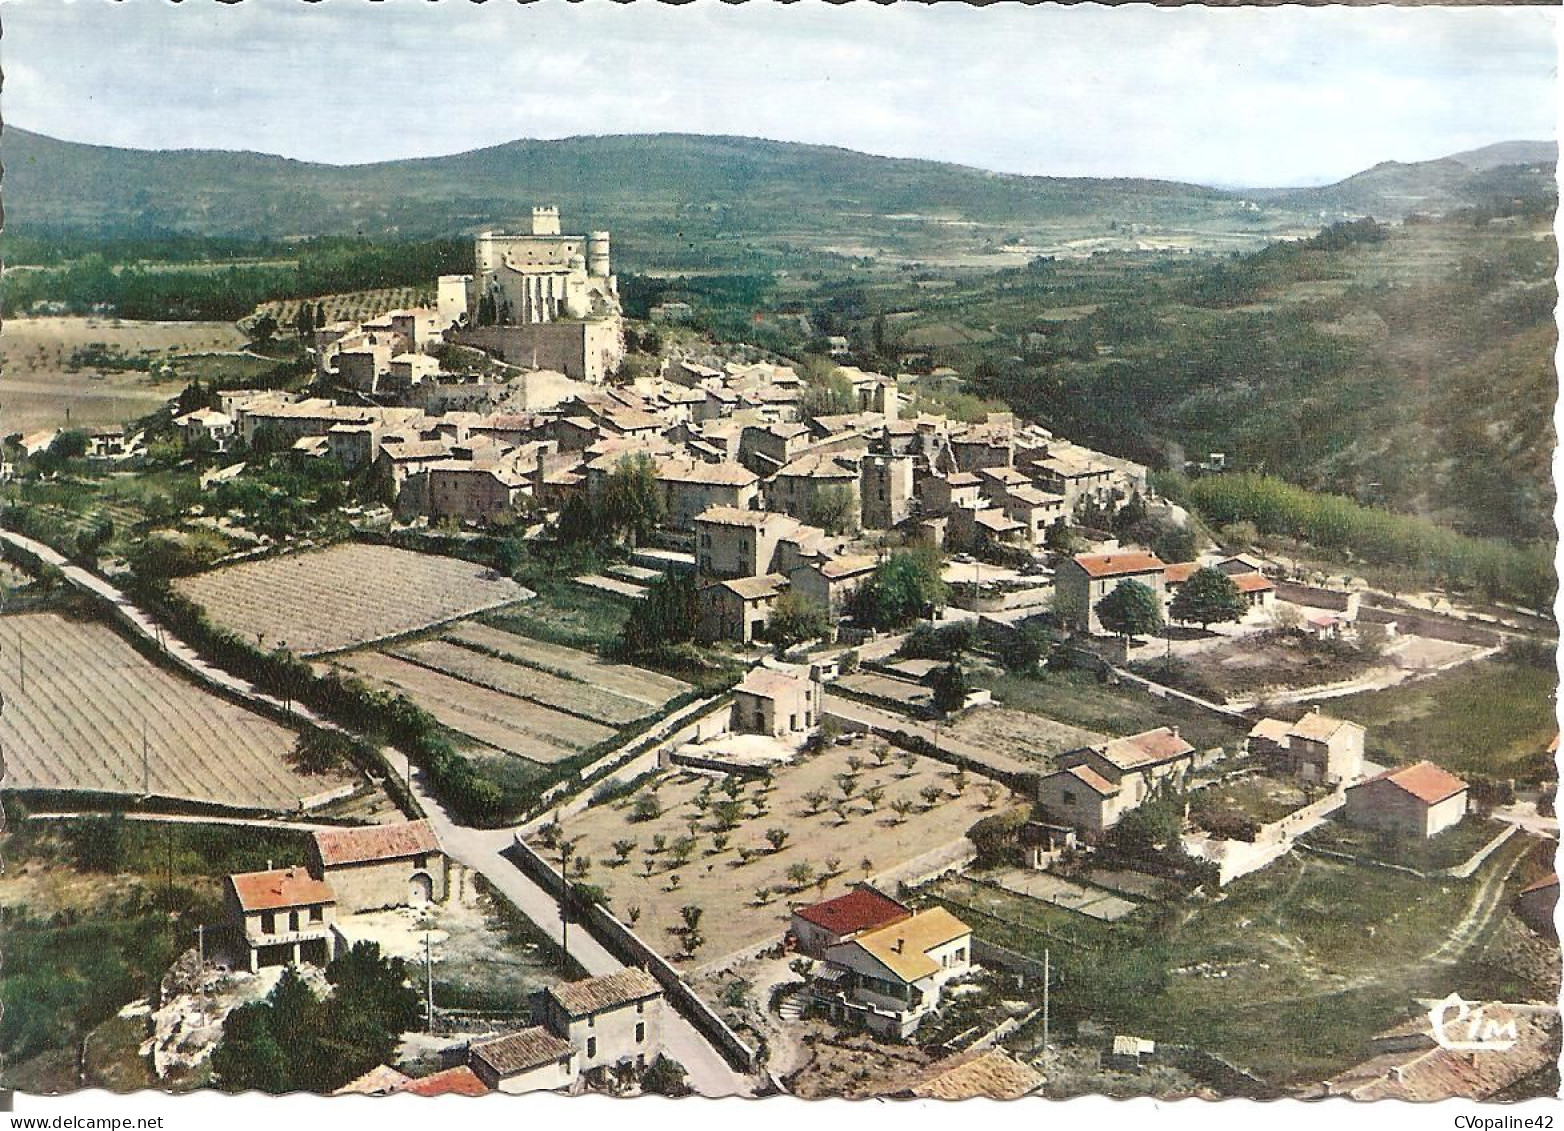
[1428, 993, 1519, 1052]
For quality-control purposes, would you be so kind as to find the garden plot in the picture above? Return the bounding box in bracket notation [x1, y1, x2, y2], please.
[0, 613, 334, 810]
[324, 651, 614, 764]
[948, 706, 1106, 768]
[389, 639, 651, 727]
[444, 621, 688, 706]
[987, 868, 1141, 922]
[529, 734, 1015, 965]
[174, 544, 531, 656]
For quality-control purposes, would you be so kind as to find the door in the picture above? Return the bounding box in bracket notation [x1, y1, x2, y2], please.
[409, 873, 433, 905]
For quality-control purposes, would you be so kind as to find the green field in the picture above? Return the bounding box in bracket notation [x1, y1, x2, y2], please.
[985, 667, 1244, 754]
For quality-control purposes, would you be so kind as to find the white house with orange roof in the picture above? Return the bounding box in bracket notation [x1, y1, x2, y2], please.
[1344, 761, 1469, 839]
[224, 866, 338, 971]
[813, 906, 973, 1038]
[1055, 550, 1168, 634]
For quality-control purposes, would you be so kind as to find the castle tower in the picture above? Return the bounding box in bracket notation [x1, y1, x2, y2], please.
[531, 205, 561, 236]
[588, 231, 611, 278]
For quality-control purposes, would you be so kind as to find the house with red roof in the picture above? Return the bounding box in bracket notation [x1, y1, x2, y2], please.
[1055, 550, 1167, 635]
[309, 819, 446, 913]
[789, 886, 911, 957]
[1344, 761, 1469, 839]
[224, 866, 338, 971]
[1037, 726, 1196, 841]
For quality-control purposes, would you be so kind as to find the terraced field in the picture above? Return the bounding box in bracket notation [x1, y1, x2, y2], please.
[173, 543, 532, 656]
[0, 613, 333, 810]
[324, 651, 617, 764]
[443, 621, 688, 706]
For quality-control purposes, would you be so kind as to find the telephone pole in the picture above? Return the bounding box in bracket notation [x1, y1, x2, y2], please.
[425, 930, 434, 1033]
[1042, 948, 1051, 1059]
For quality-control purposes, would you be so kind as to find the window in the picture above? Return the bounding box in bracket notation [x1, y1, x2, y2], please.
[588, 1014, 596, 1028]
[289, 911, 300, 932]
[309, 906, 323, 923]
[637, 1001, 645, 1015]
[954, 947, 967, 964]
[261, 912, 276, 935]
[414, 855, 427, 870]
[586, 1037, 597, 1059]
[635, 1022, 646, 1044]
[1062, 790, 1077, 806]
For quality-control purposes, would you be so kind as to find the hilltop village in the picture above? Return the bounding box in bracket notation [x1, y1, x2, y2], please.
[2, 205, 1557, 1101]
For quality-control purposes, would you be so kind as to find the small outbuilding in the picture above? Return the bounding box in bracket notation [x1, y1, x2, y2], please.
[1344, 761, 1469, 839]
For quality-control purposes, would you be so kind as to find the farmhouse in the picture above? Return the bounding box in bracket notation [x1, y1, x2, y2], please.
[224, 866, 337, 972]
[426, 458, 528, 524]
[539, 968, 663, 1077]
[308, 819, 447, 914]
[468, 1026, 579, 1094]
[1344, 761, 1469, 839]
[788, 553, 878, 616]
[1055, 550, 1167, 635]
[732, 664, 822, 737]
[789, 886, 911, 957]
[1039, 726, 1196, 841]
[173, 408, 235, 451]
[813, 906, 973, 1038]
[1247, 706, 1366, 786]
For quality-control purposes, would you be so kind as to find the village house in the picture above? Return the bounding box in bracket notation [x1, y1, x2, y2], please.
[426, 458, 528, 525]
[738, 421, 813, 477]
[812, 906, 973, 1038]
[173, 408, 235, 451]
[1247, 706, 1366, 785]
[920, 471, 983, 516]
[697, 573, 789, 644]
[1344, 761, 1470, 839]
[539, 968, 663, 1078]
[468, 1026, 579, 1094]
[655, 457, 760, 530]
[767, 450, 864, 529]
[1038, 727, 1197, 842]
[732, 664, 822, 737]
[788, 886, 911, 958]
[788, 553, 878, 617]
[693, 505, 805, 579]
[860, 453, 914, 529]
[308, 820, 447, 914]
[224, 866, 337, 972]
[1055, 550, 1168, 635]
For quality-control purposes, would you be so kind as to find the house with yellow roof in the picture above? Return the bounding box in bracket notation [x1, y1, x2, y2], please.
[811, 906, 973, 1038]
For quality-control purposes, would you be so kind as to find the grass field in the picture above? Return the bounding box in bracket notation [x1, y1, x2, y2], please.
[445, 621, 688, 706]
[0, 612, 338, 810]
[533, 733, 1016, 965]
[0, 316, 242, 433]
[480, 575, 633, 653]
[173, 543, 532, 655]
[1328, 659, 1556, 782]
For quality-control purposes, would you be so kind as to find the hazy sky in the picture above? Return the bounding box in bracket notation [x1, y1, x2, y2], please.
[1, 1, 1556, 186]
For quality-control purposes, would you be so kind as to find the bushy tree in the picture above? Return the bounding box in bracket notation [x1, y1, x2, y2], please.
[766, 591, 831, 650]
[618, 573, 697, 659]
[600, 453, 665, 546]
[1169, 567, 1246, 629]
[807, 484, 860, 535]
[930, 661, 969, 714]
[850, 547, 947, 630]
[1095, 580, 1164, 642]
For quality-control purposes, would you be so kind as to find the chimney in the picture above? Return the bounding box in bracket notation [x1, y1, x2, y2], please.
[1170, 726, 1180, 740]
[893, 938, 905, 954]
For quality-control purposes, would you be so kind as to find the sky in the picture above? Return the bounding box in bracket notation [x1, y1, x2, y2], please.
[0, 1, 1556, 187]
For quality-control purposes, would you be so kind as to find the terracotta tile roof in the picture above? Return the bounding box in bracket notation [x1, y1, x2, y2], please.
[736, 666, 812, 700]
[546, 968, 661, 1018]
[694, 505, 796, 529]
[1233, 572, 1274, 593]
[331, 1064, 411, 1096]
[975, 510, 1024, 532]
[1520, 872, 1558, 896]
[1071, 551, 1166, 579]
[843, 907, 971, 983]
[469, 1026, 575, 1077]
[1354, 761, 1468, 806]
[1248, 718, 1293, 745]
[816, 554, 879, 580]
[794, 887, 910, 937]
[1088, 727, 1195, 772]
[228, 867, 335, 913]
[1288, 710, 1361, 743]
[656, 457, 758, 487]
[396, 1066, 490, 1097]
[313, 820, 441, 868]
[1163, 561, 1201, 585]
[901, 1048, 1043, 1100]
[1323, 1007, 1558, 1101]
[718, 573, 789, 601]
[944, 472, 981, 487]
[1054, 764, 1120, 796]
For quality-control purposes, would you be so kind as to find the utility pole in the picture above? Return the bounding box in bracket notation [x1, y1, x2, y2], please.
[558, 839, 572, 976]
[143, 721, 151, 798]
[425, 930, 434, 1033]
[197, 923, 205, 967]
[1042, 948, 1051, 1059]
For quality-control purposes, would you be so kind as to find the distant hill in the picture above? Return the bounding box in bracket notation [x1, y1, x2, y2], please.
[3, 127, 1553, 265]
[1249, 148, 1556, 217]
[1447, 140, 1557, 172]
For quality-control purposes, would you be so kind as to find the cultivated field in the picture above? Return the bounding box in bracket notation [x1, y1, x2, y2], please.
[533, 734, 1014, 964]
[949, 706, 1105, 768]
[0, 317, 243, 433]
[173, 543, 531, 655]
[323, 650, 617, 763]
[445, 621, 687, 706]
[0, 613, 336, 810]
[249, 287, 435, 331]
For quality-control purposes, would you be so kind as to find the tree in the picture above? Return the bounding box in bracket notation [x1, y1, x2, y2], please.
[930, 661, 969, 714]
[808, 484, 860, 535]
[766, 591, 832, 651]
[494, 537, 525, 578]
[890, 797, 915, 823]
[618, 573, 697, 660]
[612, 838, 637, 863]
[1045, 518, 1081, 554]
[600, 453, 664, 547]
[631, 794, 663, 822]
[211, 1003, 291, 1093]
[642, 1055, 693, 1097]
[1169, 567, 1246, 630]
[1153, 523, 1198, 565]
[65, 811, 124, 872]
[295, 303, 315, 341]
[1111, 782, 1186, 857]
[803, 789, 830, 815]
[998, 627, 1045, 674]
[1095, 580, 1164, 642]
[786, 861, 816, 890]
[249, 313, 279, 348]
[680, 904, 704, 933]
[849, 546, 948, 630]
[920, 784, 945, 809]
[765, 827, 789, 852]
[801, 369, 856, 420]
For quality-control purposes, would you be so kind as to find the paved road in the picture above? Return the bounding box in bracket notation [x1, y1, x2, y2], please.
[2, 530, 756, 1097]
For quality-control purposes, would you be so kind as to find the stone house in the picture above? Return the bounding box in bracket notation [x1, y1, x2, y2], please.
[308, 820, 447, 914]
[1344, 762, 1469, 839]
[697, 573, 789, 644]
[693, 506, 804, 579]
[813, 907, 973, 1038]
[426, 459, 528, 524]
[920, 471, 983, 516]
[1247, 706, 1366, 785]
[788, 553, 879, 617]
[860, 454, 914, 530]
[468, 1027, 578, 1094]
[732, 664, 822, 737]
[767, 451, 864, 528]
[224, 866, 337, 972]
[539, 968, 663, 1078]
[789, 886, 911, 958]
[173, 409, 235, 452]
[655, 457, 760, 530]
[1037, 727, 1196, 842]
[1054, 550, 1167, 635]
